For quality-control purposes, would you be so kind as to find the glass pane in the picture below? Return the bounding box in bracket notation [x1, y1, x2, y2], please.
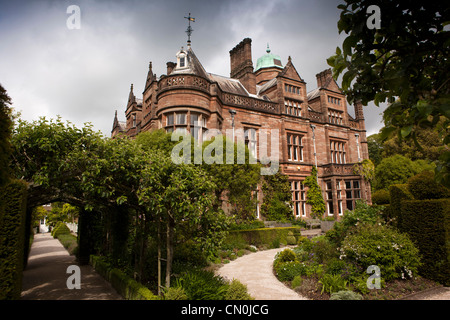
[345, 181, 352, 189]
[347, 200, 353, 211]
[166, 114, 174, 126]
[353, 180, 360, 189]
[346, 191, 352, 199]
[190, 113, 198, 126]
[177, 113, 186, 125]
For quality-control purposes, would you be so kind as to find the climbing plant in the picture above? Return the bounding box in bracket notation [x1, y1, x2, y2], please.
[302, 166, 326, 219]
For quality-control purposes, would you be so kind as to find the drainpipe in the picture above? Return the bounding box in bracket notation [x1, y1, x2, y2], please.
[310, 124, 318, 183]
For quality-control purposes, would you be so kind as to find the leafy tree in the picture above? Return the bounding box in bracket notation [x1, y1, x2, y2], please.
[352, 159, 375, 183]
[373, 154, 435, 191]
[137, 151, 227, 288]
[327, 0, 450, 186]
[200, 135, 261, 221]
[261, 171, 293, 221]
[302, 166, 325, 219]
[367, 133, 383, 166]
[0, 84, 12, 187]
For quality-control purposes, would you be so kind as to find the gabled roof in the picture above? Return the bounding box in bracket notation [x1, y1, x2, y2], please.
[278, 56, 303, 82]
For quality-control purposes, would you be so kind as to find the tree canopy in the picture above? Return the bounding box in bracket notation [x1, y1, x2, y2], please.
[327, 0, 450, 187]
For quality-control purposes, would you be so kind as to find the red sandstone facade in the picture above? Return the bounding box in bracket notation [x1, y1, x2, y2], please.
[112, 38, 371, 220]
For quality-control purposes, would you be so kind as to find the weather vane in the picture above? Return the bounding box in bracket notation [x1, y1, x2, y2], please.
[184, 13, 195, 47]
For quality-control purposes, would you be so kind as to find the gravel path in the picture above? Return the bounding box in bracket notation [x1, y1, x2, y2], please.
[216, 247, 308, 300]
[21, 233, 122, 300]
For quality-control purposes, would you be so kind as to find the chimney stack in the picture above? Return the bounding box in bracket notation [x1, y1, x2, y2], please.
[166, 62, 176, 75]
[229, 38, 256, 94]
[316, 68, 333, 88]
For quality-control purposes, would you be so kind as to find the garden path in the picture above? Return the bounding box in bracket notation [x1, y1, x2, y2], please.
[216, 247, 308, 300]
[21, 233, 122, 300]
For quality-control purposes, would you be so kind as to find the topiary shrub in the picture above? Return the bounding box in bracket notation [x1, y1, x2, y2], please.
[407, 170, 450, 200]
[52, 223, 70, 238]
[330, 290, 363, 300]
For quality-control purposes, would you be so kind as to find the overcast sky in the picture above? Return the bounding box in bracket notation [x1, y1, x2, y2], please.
[0, 0, 387, 137]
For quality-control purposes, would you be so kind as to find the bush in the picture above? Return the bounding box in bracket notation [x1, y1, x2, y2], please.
[274, 261, 308, 282]
[318, 273, 348, 294]
[51, 222, 71, 238]
[224, 227, 302, 249]
[407, 170, 450, 200]
[176, 269, 228, 300]
[90, 255, 159, 300]
[325, 258, 347, 275]
[274, 248, 296, 264]
[225, 279, 253, 300]
[340, 222, 421, 281]
[163, 286, 188, 300]
[330, 290, 363, 300]
[326, 200, 382, 246]
[371, 189, 390, 205]
[291, 275, 303, 289]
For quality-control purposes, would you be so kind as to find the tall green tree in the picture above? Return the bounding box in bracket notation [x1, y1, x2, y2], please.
[327, 0, 450, 187]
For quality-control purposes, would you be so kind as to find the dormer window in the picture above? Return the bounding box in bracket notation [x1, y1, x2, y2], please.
[176, 47, 188, 70]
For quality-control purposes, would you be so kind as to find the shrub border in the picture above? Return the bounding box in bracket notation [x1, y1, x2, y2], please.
[90, 255, 159, 300]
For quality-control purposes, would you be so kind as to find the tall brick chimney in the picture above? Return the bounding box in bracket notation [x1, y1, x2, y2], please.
[229, 38, 256, 94]
[354, 100, 365, 120]
[316, 68, 333, 88]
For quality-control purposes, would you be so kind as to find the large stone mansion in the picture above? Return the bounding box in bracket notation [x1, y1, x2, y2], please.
[111, 37, 371, 220]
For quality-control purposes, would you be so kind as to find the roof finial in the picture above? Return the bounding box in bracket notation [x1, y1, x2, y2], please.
[130, 83, 133, 91]
[266, 43, 270, 54]
[184, 13, 195, 47]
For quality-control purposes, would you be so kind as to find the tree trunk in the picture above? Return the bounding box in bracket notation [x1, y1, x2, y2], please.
[165, 217, 174, 288]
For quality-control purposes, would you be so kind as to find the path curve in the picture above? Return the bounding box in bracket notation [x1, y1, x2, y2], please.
[216, 247, 308, 300]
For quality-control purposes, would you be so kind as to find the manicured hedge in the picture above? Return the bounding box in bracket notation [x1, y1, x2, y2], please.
[90, 255, 159, 300]
[224, 227, 302, 248]
[51, 222, 71, 238]
[0, 180, 28, 300]
[388, 184, 413, 228]
[400, 199, 450, 286]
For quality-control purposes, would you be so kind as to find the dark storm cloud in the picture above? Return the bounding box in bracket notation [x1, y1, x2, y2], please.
[0, 0, 385, 136]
